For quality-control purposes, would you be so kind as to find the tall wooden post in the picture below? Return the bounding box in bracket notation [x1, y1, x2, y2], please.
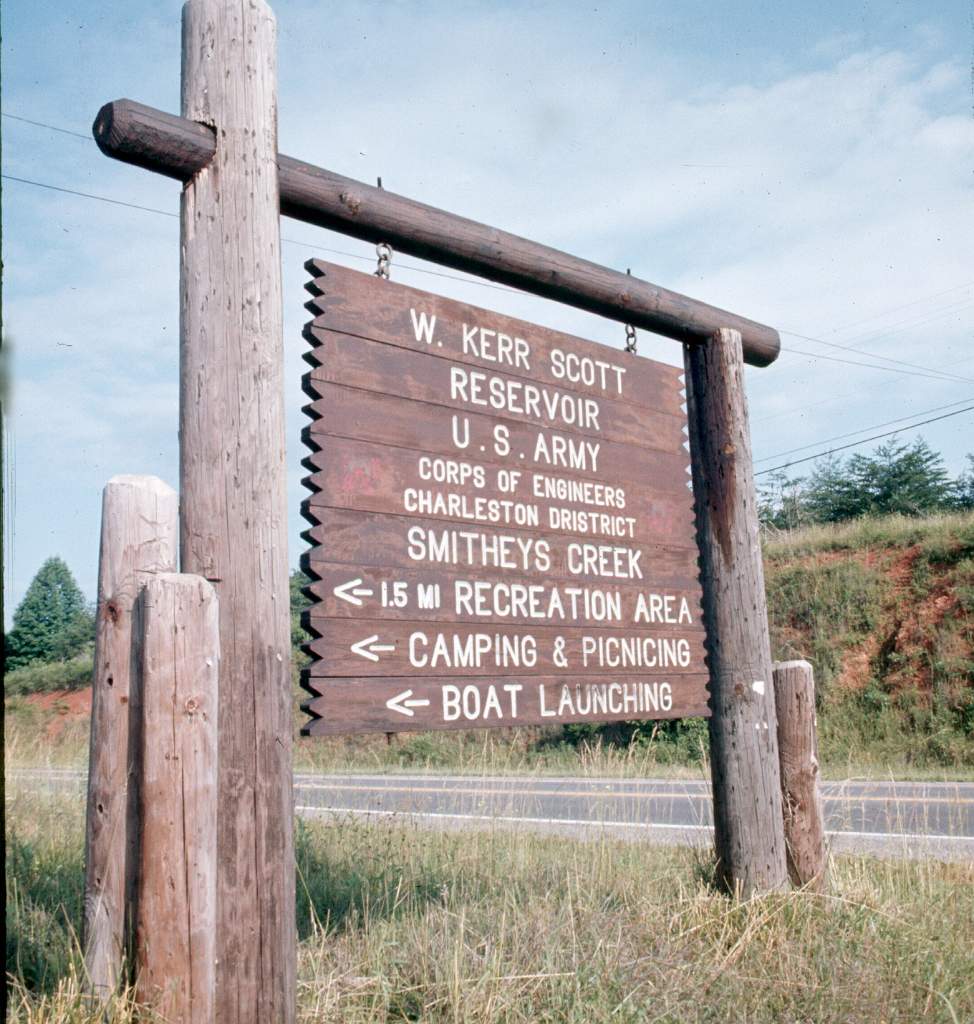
[136, 574, 219, 1023]
[684, 329, 789, 896]
[180, 2, 295, 1021]
[84, 475, 178, 996]
[774, 659, 828, 890]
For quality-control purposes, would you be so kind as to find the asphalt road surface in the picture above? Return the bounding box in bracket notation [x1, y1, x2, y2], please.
[10, 768, 974, 861]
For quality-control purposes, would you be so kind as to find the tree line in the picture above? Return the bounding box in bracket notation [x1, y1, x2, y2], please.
[759, 438, 974, 530]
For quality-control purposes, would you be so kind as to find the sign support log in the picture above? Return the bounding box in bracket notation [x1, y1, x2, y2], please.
[773, 659, 827, 890]
[684, 329, 789, 896]
[180, 2, 295, 1020]
[136, 574, 219, 1023]
[84, 475, 178, 997]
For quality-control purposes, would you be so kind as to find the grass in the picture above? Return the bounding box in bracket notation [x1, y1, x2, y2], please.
[6, 785, 974, 1023]
[761, 510, 974, 561]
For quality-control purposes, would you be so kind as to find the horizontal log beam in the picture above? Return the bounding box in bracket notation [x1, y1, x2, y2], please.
[93, 98, 780, 366]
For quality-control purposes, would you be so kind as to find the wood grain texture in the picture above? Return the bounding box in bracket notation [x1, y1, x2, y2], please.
[773, 660, 828, 891]
[305, 619, 707, 678]
[180, 2, 295, 1020]
[305, 382, 688, 484]
[84, 475, 178, 999]
[305, 262, 684, 410]
[91, 97, 780, 366]
[135, 574, 219, 1024]
[302, 509, 700, 584]
[302, 676, 710, 736]
[304, 330, 680, 448]
[684, 329, 789, 897]
[306, 564, 703, 629]
[304, 436, 694, 547]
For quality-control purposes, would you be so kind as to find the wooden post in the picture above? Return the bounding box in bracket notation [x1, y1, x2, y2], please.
[773, 660, 828, 890]
[135, 574, 219, 1023]
[180, 2, 295, 1021]
[684, 329, 789, 896]
[84, 475, 178, 996]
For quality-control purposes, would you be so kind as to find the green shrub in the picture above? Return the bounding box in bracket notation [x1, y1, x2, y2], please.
[3, 649, 94, 696]
[766, 559, 885, 697]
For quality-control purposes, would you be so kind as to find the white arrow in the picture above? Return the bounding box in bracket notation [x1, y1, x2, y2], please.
[333, 577, 374, 607]
[385, 688, 431, 717]
[350, 634, 396, 662]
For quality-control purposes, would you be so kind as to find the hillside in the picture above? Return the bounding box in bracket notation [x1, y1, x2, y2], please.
[6, 512, 973, 775]
[763, 512, 974, 770]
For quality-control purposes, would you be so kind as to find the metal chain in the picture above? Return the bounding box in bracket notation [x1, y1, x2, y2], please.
[374, 175, 392, 279]
[374, 241, 392, 279]
[624, 267, 637, 353]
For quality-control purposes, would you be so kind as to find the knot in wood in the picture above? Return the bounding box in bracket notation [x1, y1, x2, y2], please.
[105, 600, 121, 624]
[721, 442, 736, 457]
[340, 190, 362, 215]
[184, 697, 199, 715]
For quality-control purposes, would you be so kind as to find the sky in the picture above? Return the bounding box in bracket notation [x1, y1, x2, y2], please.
[2, 0, 973, 621]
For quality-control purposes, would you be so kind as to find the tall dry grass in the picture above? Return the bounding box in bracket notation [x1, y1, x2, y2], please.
[6, 785, 973, 1023]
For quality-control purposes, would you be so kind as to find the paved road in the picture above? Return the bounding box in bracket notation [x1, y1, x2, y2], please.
[10, 768, 974, 861]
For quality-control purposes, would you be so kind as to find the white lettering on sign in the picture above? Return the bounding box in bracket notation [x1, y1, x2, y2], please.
[462, 324, 531, 370]
[633, 593, 694, 624]
[549, 349, 627, 394]
[406, 526, 552, 572]
[453, 580, 623, 623]
[538, 680, 673, 718]
[417, 456, 486, 488]
[409, 631, 538, 669]
[532, 433, 600, 472]
[547, 508, 637, 539]
[449, 367, 602, 431]
[531, 474, 625, 509]
[442, 683, 523, 721]
[580, 635, 691, 669]
[403, 489, 540, 527]
[409, 308, 438, 345]
[566, 543, 643, 579]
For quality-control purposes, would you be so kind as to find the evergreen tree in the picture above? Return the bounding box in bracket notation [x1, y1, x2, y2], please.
[5, 557, 94, 669]
[954, 454, 974, 510]
[802, 455, 865, 523]
[846, 438, 953, 516]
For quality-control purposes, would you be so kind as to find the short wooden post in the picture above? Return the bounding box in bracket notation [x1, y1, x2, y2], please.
[773, 660, 827, 890]
[180, 2, 295, 1020]
[684, 329, 789, 896]
[135, 573, 219, 1023]
[84, 475, 178, 996]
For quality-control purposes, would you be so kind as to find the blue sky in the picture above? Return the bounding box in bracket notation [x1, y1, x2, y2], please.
[3, 0, 973, 619]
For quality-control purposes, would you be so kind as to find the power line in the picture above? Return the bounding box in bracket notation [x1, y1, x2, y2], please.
[779, 316, 974, 383]
[755, 396, 974, 464]
[3, 142, 971, 381]
[1, 173, 179, 218]
[1, 111, 92, 141]
[823, 280, 974, 335]
[754, 405, 974, 477]
[775, 341, 974, 385]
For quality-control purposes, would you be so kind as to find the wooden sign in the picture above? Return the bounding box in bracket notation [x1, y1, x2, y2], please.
[301, 260, 709, 734]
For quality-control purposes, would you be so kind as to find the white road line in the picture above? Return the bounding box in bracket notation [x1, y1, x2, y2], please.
[294, 804, 974, 845]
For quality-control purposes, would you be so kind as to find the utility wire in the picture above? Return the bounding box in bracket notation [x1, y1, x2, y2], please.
[780, 316, 974, 383]
[755, 396, 974, 464]
[3, 120, 972, 379]
[1, 173, 179, 217]
[1, 111, 92, 141]
[754, 405, 974, 477]
[775, 342, 973, 385]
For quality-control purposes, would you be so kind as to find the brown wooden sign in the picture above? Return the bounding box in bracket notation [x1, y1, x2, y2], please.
[301, 260, 708, 735]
